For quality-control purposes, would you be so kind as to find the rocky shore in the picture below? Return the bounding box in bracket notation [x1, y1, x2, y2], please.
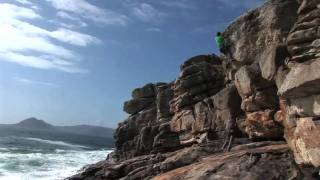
[69, 0, 320, 179]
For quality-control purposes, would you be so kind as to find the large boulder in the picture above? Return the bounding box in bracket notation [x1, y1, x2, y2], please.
[287, 0, 320, 63]
[123, 98, 155, 115]
[285, 117, 320, 167]
[259, 44, 289, 81]
[223, 0, 299, 64]
[132, 83, 156, 99]
[290, 94, 320, 117]
[242, 110, 283, 139]
[278, 59, 320, 98]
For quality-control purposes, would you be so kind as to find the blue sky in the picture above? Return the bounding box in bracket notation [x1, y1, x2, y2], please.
[0, 0, 265, 127]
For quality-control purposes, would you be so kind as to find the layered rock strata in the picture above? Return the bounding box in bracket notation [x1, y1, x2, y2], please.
[69, 0, 320, 179]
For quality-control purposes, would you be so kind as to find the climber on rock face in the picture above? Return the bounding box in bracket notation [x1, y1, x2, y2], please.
[215, 32, 234, 61]
[215, 32, 226, 55]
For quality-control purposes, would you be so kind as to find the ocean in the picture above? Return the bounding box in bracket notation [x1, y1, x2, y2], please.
[0, 136, 112, 180]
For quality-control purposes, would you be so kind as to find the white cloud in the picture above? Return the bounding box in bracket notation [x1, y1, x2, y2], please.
[0, 3, 100, 73]
[4, 52, 87, 73]
[14, 0, 34, 5]
[57, 11, 78, 21]
[46, 0, 128, 26]
[14, 77, 59, 88]
[216, 0, 265, 9]
[0, 52, 86, 73]
[0, 22, 76, 59]
[132, 3, 163, 23]
[146, 27, 161, 32]
[51, 28, 101, 46]
[56, 11, 87, 28]
[0, 3, 40, 20]
[160, 1, 195, 9]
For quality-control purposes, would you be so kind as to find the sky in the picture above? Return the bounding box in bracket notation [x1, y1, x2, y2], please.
[0, 0, 265, 128]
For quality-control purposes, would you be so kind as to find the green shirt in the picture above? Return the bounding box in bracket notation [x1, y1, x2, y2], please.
[215, 35, 225, 48]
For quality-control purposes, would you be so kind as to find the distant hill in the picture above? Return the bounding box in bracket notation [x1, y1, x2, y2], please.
[56, 125, 114, 138]
[0, 117, 115, 148]
[16, 117, 54, 129]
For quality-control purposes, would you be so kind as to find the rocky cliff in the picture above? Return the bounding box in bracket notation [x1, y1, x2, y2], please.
[69, 0, 320, 179]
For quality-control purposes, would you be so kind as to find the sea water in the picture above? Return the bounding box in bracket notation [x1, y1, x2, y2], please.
[0, 136, 112, 180]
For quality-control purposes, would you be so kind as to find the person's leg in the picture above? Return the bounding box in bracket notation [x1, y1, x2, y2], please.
[220, 45, 227, 55]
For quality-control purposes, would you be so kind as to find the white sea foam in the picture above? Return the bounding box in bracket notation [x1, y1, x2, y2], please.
[23, 137, 90, 149]
[0, 137, 113, 180]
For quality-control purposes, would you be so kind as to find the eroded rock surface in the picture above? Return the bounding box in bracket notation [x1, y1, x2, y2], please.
[69, 0, 320, 179]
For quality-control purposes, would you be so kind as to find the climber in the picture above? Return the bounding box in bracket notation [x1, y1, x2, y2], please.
[215, 32, 227, 55]
[215, 32, 234, 60]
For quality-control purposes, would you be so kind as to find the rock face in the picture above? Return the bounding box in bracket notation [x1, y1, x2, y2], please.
[276, 0, 320, 169]
[223, 0, 299, 64]
[69, 0, 320, 179]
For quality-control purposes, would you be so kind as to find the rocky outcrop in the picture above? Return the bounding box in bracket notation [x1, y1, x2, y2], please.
[169, 55, 226, 144]
[69, 0, 320, 179]
[115, 83, 180, 159]
[154, 143, 306, 180]
[276, 0, 320, 169]
[223, 0, 299, 64]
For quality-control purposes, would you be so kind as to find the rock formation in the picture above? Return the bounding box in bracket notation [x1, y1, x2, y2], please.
[69, 0, 320, 179]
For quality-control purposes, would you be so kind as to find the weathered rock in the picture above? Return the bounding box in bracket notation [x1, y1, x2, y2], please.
[132, 83, 156, 99]
[70, 142, 317, 180]
[290, 94, 320, 117]
[223, 0, 299, 64]
[156, 83, 174, 121]
[123, 98, 155, 115]
[69, 1, 320, 179]
[170, 109, 195, 136]
[285, 117, 320, 168]
[259, 44, 289, 81]
[169, 55, 225, 143]
[153, 122, 181, 152]
[243, 110, 283, 139]
[278, 59, 320, 98]
[287, 0, 320, 63]
[153, 144, 311, 180]
[234, 65, 259, 98]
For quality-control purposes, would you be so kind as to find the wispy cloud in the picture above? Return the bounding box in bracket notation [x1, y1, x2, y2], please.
[160, 1, 195, 9]
[0, 52, 87, 73]
[132, 3, 164, 23]
[56, 11, 87, 28]
[46, 0, 128, 26]
[146, 27, 161, 32]
[14, 77, 59, 88]
[14, 0, 34, 5]
[50, 28, 101, 46]
[216, 0, 265, 9]
[0, 3, 99, 73]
